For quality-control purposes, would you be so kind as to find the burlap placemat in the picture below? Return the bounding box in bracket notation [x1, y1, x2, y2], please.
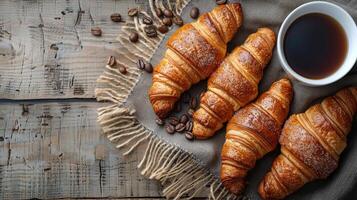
[95, 0, 357, 199]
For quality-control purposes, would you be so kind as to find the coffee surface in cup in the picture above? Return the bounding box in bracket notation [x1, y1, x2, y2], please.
[284, 13, 347, 79]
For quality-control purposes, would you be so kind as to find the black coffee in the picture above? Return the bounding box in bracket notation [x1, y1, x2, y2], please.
[284, 13, 347, 79]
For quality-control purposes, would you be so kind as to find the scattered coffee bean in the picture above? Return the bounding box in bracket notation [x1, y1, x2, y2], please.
[175, 103, 182, 112]
[165, 124, 175, 134]
[61, 11, 66, 15]
[91, 27, 102, 36]
[144, 62, 153, 73]
[142, 16, 153, 25]
[119, 65, 127, 74]
[137, 59, 145, 70]
[175, 123, 186, 132]
[0, 136, 4, 141]
[180, 114, 189, 124]
[215, 0, 227, 5]
[158, 25, 169, 34]
[168, 116, 179, 126]
[50, 44, 59, 50]
[129, 32, 139, 43]
[187, 108, 194, 117]
[163, 9, 173, 18]
[155, 8, 163, 17]
[185, 131, 194, 140]
[190, 7, 200, 19]
[128, 8, 139, 17]
[110, 13, 122, 22]
[189, 96, 197, 109]
[162, 17, 173, 27]
[144, 25, 157, 38]
[182, 92, 191, 104]
[155, 118, 165, 126]
[107, 56, 116, 66]
[173, 15, 184, 26]
[185, 120, 193, 132]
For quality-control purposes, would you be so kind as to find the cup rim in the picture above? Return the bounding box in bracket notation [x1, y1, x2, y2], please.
[277, 1, 357, 86]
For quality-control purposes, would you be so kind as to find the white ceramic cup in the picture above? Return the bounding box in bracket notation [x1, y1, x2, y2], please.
[277, 1, 357, 86]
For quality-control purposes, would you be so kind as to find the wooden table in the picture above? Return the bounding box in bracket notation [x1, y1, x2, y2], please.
[0, 0, 169, 199]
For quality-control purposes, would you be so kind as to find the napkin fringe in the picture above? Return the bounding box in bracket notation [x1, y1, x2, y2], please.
[95, 0, 243, 199]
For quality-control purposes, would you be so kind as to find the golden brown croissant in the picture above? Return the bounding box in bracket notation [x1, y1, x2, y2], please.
[259, 87, 357, 200]
[192, 27, 276, 139]
[148, 3, 243, 119]
[220, 78, 293, 195]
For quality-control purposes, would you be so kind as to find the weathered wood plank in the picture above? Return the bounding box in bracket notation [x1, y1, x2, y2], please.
[0, 0, 149, 100]
[0, 102, 163, 199]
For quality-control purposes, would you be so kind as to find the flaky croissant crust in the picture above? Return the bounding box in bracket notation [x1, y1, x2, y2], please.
[192, 27, 276, 139]
[259, 87, 357, 200]
[220, 78, 293, 195]
[149, 3, 243, 119]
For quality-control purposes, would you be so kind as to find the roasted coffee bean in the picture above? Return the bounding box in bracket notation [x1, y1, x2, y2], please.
[155, 8, 163, 17]
[215, 0, 227, 5]
[162, 17, 172, 26]
[189, 96, 197, 109]
[119, 65, 127, 74]
[163, 9, 173, 18]
[128, 8, 139, 17]
[165, 124, 175, 134]
[182, 92, 191, 104]
[144, 25, 157, 37]
[137, 59, 145, 70]
[190, 7, 200, 19]
[107, 56, 116, 66]
[185, 131, 194, 140]
[155, 118, 165, 126]
[199, 91, 205, 100]
[175, 123, 186, 132]
[168, 116, 179, 126]
[174, 103, 182, 112]
[110, 13, 122, 22]
[144, 62, 153, 73]
[180, 114, 189, 124]
[185, 120, 193, 132]
[142, 16, 153, 25]
[91, 27, 102, 36]
[129, 32, 139, 43]
[158, 25, 169, 34]
[187, 108, 194, 117]
[173, 15, 184, 26]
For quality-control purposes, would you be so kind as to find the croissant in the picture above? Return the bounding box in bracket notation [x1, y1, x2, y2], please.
[220, 78, 293, 195]
[259, 87, 357, 200]
[192, 28, 276, 139]
[148, 3, 243, 119]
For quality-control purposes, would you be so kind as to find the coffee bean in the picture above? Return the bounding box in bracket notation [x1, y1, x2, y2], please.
[107, 56, 116, 66]
[185, 120, 193, 132]
[91, 27, 102, 36]
[129, 32, 139, 43]
[162, 17, 172, 26]
[144, 25, 157, 37]
[119, 65, 127, 74]
[163, 9, 173, 18]
[187, 108, 194, 117]
[158, 25, 169, 34]
[189, 96, 197, 109]
[110, 13, 122, 22]
[168, 116, 179, 126]
[155, 118, 165, 126]
[185, 131, 194, 140]
[155, 8, 163, 17]
[173, 15, 184, 26]
[137, 59, 145, 70]
[182, 93, 191, 104]
[215, 0, 227, 5]
[128, 8, 139, 17]
[142, 16, 153, 25]
[175, 123, 186, 132]
[180, 114, 189, 124]
[199, 91, 205, 100]
[144, 62, 153, 73]
[175, 103, 182, 112]
[165, 124, 175, 134]
[190, 7, 200, 19]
